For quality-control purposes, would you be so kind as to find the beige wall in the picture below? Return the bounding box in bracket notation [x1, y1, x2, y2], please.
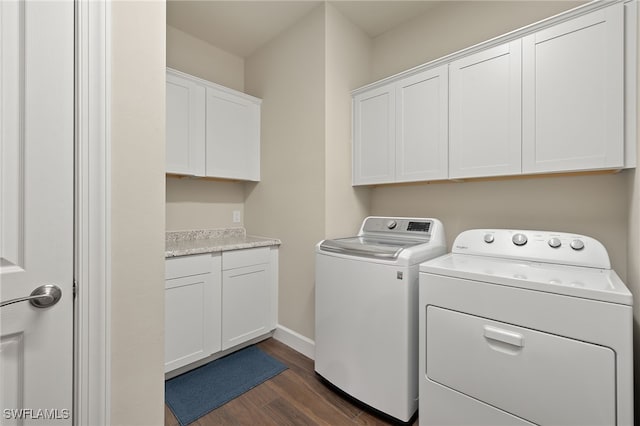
[371, 173, 629, 276]
[325, 3, 372, 239]
[167, 25, 244, 92]
[166, 177, 245, 231]
[245, 5, 326, 340]
[165, 26, 247, 231]
[110, 2, 166, 424]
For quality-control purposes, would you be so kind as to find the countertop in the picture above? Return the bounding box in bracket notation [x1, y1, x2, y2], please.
[165, 228, 281, 258]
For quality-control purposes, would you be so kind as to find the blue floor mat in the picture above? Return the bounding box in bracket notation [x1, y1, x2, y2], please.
[165, 345, 288, 425]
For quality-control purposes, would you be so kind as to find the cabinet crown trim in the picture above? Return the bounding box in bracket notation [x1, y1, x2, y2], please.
[167, 67, 262, 104]
[352, 0, 629, 95]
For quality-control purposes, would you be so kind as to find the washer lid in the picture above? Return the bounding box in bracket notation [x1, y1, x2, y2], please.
[319, 236, 423, 260]
[421, 253, 632, 305]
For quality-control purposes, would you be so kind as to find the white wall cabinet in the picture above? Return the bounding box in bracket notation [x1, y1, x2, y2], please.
[166, 71, 206, 176]
[164, 246, 278, 374]
[396, 66, 449, 183]
[449, 41, 522, 179]
[522, 4, 624, 173]
[352, 2, 634, 185]
[221, 247, 278, 350]
[353, 65, 449, 185]
[206, 88, 261, 181]
[353, 83, 396, 185]
[165, 253, 221, 373]
[166, 68, 261, 181]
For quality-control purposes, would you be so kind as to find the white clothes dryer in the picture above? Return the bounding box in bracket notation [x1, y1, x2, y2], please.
[419, 229, 633, 426]
[315, 216, 446, 423]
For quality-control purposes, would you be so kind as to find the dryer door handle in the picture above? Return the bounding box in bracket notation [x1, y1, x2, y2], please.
[483, 325, 524, 348]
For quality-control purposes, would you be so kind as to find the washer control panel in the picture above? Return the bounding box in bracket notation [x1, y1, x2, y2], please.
[361, 216, 436, 237]
[453, 229, 611, 269]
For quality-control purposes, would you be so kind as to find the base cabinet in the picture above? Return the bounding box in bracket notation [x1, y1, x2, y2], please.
[164, 246, 278, 374]
[164, 253, 221, 373]
[222, 264, 270, 350]
[222, 247, 277, 350]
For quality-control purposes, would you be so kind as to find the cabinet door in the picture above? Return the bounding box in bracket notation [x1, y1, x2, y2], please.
[396, 66, 448, 182]
[522, 4, 624, 173]
[165, 273, 220, 372]
[205, 87, 260, 181]
[352, 83, 396, 185]
[165, 254, 221, 373]
[221, 263, 270, 350]
[449, 40, 522, 179]
[166, 72, 205, 176]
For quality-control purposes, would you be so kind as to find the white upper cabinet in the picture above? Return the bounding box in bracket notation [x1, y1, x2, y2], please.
[522, 4, 624, 174]
[353, 65, 449, 185]
[352, 1, 635, 185]
[166, 71, 206, 176]
[449, 41, 522, 179]
[166, 68, 261, 181]
[205, 88, 261, 181]
[396, 65, 449, 183]
[353, 83, 396, 185]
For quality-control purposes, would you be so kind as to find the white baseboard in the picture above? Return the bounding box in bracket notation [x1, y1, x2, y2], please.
[273, 324, 315, 360]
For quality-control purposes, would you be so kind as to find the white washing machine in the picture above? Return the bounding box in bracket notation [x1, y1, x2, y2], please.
[315, 216, 446, 423]
[419, 229, 633, 426]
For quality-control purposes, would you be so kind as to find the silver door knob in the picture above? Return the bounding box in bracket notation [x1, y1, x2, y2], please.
[0, 284, 62, 308]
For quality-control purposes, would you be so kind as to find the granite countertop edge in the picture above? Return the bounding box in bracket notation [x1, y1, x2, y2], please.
[165, 228, 281, 258]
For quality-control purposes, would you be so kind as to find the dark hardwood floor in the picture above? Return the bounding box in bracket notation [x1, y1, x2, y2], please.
[165, 338, 419, 426]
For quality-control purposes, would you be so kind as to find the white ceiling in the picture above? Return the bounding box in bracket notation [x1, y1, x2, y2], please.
[167, 1, 443, 58]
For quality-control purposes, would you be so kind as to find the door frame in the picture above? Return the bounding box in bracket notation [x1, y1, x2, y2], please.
[74, 0, 111, 424]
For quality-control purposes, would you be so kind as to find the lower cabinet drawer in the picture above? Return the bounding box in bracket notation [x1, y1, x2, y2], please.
[222, 246, 269, 270]
[426, 306, 615, 426]
[166, 253, 212, 279]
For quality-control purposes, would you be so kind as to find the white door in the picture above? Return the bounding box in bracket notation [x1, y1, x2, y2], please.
[449, 40, 522, 179]
[395, 65, 449, 183]
[1, 1, 74, 425]
[352, 83, 396, 185]
[522, 4, 624, 173]
[166, 70, 206, 176]
[221, 264, 270, 350]
[205, 87, 261, 181]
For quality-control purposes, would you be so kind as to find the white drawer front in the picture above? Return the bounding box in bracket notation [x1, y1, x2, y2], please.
[165, 253, 214, 280]
[426, 306, 615, 426]
[222, 247, 270, 270]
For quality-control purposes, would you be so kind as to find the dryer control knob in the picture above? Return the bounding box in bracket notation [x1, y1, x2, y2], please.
[512, 233, 528, 246]
[570, 239, 585, 251]
[386, 220, 397, 230]
[483, 233, 494, 244]
[548, 237, 562, 249]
